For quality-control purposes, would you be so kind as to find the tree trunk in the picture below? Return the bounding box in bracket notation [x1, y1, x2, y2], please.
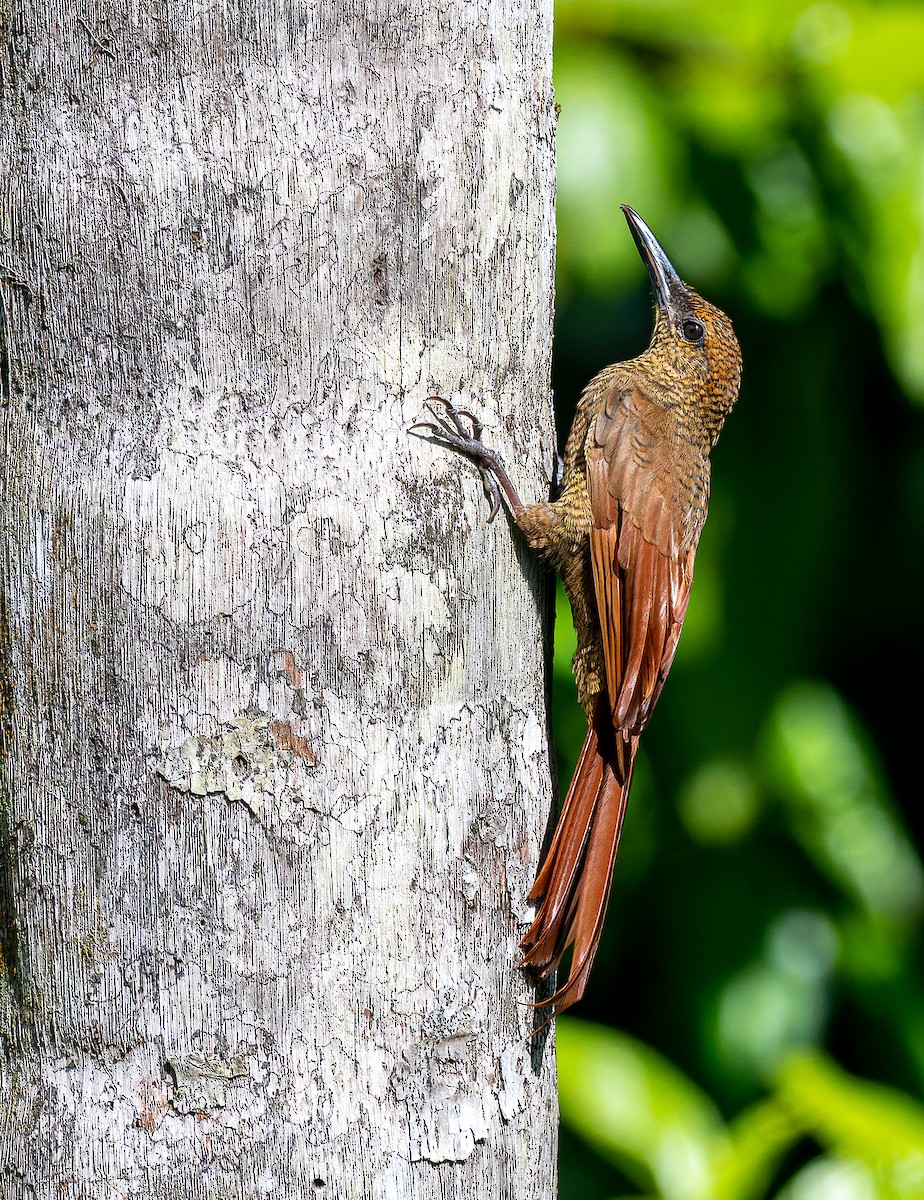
[0, 1, 558, 1196]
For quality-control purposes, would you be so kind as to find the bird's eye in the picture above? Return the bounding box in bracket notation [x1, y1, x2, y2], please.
[681, 319, 705, 343]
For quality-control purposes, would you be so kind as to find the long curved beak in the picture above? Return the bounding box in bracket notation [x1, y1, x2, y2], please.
[621, 205, 688, 321]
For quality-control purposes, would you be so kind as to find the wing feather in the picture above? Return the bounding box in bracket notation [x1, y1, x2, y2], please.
[589, 525, 622, 716]
[587, 380, 703, 735]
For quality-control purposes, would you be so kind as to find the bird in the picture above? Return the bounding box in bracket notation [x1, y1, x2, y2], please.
[414, 205, 742, 1016]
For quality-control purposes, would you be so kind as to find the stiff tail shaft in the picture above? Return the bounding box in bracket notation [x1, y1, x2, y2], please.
[520, 698, 635, 1015]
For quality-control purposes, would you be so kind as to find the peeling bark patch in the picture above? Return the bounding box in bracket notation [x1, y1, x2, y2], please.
[136, 1076, 170, 1133]
[273, 649, 310, 719]
[165, 1053, 248, 1116]
[154, 711, 315, 822]
[274, 649, 303, 689]
[269, 719, 317, 762]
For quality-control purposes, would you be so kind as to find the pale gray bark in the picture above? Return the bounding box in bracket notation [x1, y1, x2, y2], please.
[0, 0, 558, 1196]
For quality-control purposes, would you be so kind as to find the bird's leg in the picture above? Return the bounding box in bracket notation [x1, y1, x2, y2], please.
[411, 397, 526, 521]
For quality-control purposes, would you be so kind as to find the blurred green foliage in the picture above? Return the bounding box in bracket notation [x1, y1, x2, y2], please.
[550, 2, 924, 1196]
[558, 1020, 924, 1200]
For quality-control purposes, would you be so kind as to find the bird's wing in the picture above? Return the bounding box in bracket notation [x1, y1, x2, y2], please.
[586, 380, 702, 734]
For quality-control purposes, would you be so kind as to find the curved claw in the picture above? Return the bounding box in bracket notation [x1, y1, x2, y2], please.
[514, 991, 559, 1038]
[421, 399, 482, 444]
[412, 395, 512, 520]
[409, 421, 439, 437]
[410, 398, 477, 446]
[451, 407, 485, 441]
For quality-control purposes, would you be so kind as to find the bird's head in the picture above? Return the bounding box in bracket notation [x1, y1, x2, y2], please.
[622, 205, 742, 439]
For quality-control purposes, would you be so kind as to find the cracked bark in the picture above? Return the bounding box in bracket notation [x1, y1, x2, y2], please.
[0, 0, 558, 1196]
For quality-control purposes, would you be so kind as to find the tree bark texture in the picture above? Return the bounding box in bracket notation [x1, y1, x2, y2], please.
[0, 1, 558, 1196]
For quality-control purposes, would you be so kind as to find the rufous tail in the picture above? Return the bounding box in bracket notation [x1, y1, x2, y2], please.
[520, 696, 635, 1015]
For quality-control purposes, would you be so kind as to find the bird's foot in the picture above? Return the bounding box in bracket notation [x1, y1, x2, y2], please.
[411, 396, 510, 520]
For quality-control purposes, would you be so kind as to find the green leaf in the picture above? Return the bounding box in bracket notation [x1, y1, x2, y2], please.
[776, 1050, 924, 1159]
[763, 682, 924, 921]
[773, 1156, 879, 1200]
[556, 1017, 730, 1200]
[774, 1051, 924, 1196]
[714, 1099, 801, 1200]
